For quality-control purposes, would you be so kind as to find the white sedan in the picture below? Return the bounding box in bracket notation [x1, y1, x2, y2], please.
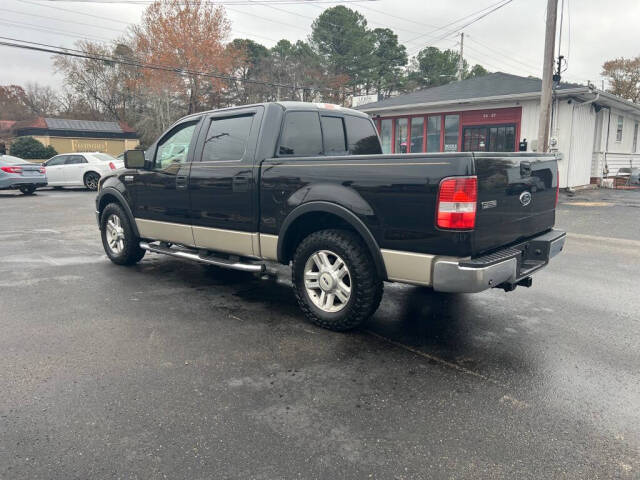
[43, 152, 124, 191]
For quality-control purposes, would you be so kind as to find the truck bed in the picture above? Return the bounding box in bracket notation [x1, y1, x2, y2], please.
[259, 151, 558, 258]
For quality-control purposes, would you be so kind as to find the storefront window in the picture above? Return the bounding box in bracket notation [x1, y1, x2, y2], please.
[410, 117, 424, 152]
[394, 118, 408, 153]
[444, 115, 459, 152]
[380, 119, 392, 154]
[427, 115, 441, 152]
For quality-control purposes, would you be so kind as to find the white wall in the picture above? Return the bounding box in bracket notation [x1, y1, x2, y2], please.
[367, 97, 625, 188]
[595, 107, 640, 176]
[519, 100, 540, 149]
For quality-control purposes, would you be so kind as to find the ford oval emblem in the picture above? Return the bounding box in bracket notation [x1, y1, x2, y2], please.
[519, 191, 532, 207]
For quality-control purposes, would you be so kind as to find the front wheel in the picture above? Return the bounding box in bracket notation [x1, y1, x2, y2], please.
[84, 171, 100, 191]
[100, 203, 145, 265]
[292, 229, 383, 331]
[19, 185, 36, 195]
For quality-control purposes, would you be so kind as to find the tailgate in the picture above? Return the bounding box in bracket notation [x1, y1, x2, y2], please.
[472, 152, 558, 255]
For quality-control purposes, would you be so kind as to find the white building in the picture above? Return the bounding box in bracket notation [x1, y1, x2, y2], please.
[357, 72, 640, 188]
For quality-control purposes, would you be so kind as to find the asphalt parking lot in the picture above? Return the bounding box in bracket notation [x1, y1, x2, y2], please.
[1, 187, 639, 479]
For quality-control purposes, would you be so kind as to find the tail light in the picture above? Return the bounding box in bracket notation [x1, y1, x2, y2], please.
[555, 168, 559, 207]
[108, 162, 116, 170]
[39, 166, 46, 174]
[436, 176, 478, 230]
[1, 166, 22, 174]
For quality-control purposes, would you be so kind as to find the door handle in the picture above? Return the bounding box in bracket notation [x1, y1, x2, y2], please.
[176, 175, 188, 190]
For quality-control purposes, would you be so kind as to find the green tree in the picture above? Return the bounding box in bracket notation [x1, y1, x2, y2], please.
[371, 28, 408, 96]
[408, 47, 463, 88]
[467, 64, 489, 79]
[228, 38, 271, 104]
[407, 46, 488, 90]
[10, 137, 57, 159]
[310, 6, 375, 93]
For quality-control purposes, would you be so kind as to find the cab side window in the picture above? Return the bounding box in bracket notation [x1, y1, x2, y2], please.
[46, 156, 66, 166]
[321, 116, 347, 155]
[278, 112, 323, 157]
[345, 115, 382, 155]
[202, 115, 254, 162]
[155, 121, 198, 170]
[65, 155, 87, 165]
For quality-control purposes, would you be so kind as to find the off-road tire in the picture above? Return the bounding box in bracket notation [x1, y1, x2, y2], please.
[292, 229, 383, 331]
[84, 171, 100, 191]
[19, 185, 36, 195]
[100, 203, 146, 265]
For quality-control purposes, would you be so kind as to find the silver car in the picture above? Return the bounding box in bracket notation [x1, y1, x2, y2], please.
[0, 155, 48, 195]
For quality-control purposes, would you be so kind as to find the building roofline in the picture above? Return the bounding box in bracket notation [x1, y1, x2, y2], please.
[359, 87, 640, 116]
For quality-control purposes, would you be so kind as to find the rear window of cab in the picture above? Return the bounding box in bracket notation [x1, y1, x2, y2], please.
[278, 111, 381, 157]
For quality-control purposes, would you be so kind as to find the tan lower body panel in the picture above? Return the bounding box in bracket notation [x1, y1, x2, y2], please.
[135, 218, 195, 247]
[259, 234, 278, 261]
[135, 218, 278, 259]
[192, 225, 255, 256]
[381, 249, 435, 286]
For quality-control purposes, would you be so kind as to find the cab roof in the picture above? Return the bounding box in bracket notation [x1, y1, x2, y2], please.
[181, 101, 369, 122]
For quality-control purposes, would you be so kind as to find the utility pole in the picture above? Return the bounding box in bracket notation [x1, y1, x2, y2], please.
[457, 32, 465, 81]
[537, 0, 558, 152]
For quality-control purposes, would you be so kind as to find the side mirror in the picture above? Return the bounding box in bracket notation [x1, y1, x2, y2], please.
[124, 150, 145, 169]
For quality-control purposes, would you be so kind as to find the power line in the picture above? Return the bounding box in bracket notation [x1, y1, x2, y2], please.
[0, 36, 346, 94]
[18, 0, 131, 25]
[15, 0, 287, 45]
[464, 37, 540, 75]
[36, 0, 374, 4]
[0, 18, 114, 43]
[462, 44, 538, 77]
[0, 7, 127, 34]
[405, 0, 515, 54]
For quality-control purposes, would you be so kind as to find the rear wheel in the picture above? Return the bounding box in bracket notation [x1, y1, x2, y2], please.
[292, 229, 383, 331]
[100, 203, 145, 265]
[84, 171, 100, 191]
[19, 185, 36, 195]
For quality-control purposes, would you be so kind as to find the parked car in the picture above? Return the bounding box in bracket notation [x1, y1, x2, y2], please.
[0, 154, 47, 195]
[43, 152, 124, 190]
[95, 102, 565, 331]
[615, 167, 640, 185]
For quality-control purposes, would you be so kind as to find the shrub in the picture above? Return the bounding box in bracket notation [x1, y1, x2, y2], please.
[10, 136, 58, 159]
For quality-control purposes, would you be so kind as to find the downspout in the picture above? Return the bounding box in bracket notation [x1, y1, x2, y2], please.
[566, 92, 599, 191]
[604, 106, 611, 179]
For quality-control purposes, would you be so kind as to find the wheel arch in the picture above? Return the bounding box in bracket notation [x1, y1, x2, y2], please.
[277, 201, 387, 279]
[97, 187, 139, 237]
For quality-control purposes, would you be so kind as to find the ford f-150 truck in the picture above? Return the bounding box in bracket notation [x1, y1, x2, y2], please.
[95, 102, 565, 331]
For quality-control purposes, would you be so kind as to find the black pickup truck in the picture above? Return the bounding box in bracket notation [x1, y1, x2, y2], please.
[95, 102, 565, 331]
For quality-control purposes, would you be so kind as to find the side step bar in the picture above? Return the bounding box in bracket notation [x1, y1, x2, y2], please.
[139, 241, 265, 273]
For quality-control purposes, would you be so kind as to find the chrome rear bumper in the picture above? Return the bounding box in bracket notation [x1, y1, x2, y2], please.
[432, 229, 566, 293]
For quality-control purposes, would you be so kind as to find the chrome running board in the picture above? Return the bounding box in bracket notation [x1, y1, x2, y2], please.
[139, 241, 265, 273]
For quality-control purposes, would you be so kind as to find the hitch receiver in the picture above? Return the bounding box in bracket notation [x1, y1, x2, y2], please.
[500, 276, 533, 292]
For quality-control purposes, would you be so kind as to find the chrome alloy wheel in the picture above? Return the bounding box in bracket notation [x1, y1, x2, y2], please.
[105, 214, 125, 255]
[304, 250, 352, 313]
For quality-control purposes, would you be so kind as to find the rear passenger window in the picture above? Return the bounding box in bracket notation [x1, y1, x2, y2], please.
[65, 156, 86, 165]
[278, 112, 323, 156]
[321, 116, 347, 154]
[46, 156, 66, 166]
[202, 115, 254, 161]
[345, 115, 382, 155]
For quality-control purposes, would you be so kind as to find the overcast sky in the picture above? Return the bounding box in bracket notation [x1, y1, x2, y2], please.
[1, 0, 638, 92]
